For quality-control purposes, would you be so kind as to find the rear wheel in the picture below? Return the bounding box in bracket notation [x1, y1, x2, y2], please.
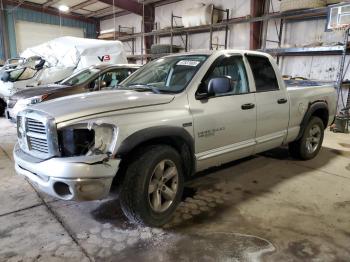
[289, 116, 324, 160]
[119, 145, 184, 227]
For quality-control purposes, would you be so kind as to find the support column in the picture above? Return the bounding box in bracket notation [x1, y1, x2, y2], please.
[0, 6, 9, 61]
[143, 4, 155, 56]
[250, 0, 265, 50]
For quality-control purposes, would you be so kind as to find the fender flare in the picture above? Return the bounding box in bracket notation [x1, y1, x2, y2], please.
[117, 126, 195, 156]
[116, 126, 196, 177]
[296, 101, 329, 140]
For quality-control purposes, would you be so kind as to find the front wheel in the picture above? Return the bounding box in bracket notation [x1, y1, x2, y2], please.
[289, 116, 325, 160]
[119, 145, 184, 227]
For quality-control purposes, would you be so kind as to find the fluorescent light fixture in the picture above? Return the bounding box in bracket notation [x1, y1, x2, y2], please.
[58, 5, 69, 12]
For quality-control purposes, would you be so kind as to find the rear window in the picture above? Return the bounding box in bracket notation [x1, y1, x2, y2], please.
[246, 55, 279, 92]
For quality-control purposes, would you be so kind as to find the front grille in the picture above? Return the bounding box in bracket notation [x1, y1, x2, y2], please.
[28, 136, 49, 153]
[26, 118, 49, 154]
[27, 118, 46, 134]
[17, 110, 59, 159]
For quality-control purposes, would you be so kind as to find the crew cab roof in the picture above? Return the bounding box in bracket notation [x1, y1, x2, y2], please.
[163, 49, 273, 59]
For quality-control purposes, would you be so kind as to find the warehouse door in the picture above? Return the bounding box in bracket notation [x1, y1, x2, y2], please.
[15, 21, 84, 53]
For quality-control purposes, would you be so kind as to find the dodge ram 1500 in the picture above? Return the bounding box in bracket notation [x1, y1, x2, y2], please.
[14, 50, 337, 226]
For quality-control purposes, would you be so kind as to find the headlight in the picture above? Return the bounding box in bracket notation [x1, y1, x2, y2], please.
[58, 123, 118, 157]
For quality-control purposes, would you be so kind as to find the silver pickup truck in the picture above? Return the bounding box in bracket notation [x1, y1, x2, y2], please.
[14, 50, 337, 226]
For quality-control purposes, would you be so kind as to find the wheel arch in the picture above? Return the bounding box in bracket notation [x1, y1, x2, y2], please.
[296, 101, 329, 140]
[116, 126, 196, 179]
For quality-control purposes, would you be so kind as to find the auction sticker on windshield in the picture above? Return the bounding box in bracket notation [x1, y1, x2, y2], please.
[177, 60, 201, 67]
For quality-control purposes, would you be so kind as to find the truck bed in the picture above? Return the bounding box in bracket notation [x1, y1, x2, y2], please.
[285, 79, 335, 88]
[286, 79, 337, 141]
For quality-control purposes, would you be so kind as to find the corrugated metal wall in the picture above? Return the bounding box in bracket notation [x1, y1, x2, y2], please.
[0, 5, 97, 60]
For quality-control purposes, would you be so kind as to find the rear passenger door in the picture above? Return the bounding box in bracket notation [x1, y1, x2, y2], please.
[245, 55, 289, 153]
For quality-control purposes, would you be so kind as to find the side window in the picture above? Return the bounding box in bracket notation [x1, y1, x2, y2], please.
[90, 72, 111, 91]
[202, 55, 249, 96]
[246, 55, 279, 92]
[90, 69, 133, 91]
[107, 69, 135, 89]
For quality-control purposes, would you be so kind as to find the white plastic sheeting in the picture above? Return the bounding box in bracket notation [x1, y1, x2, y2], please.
[182, 3, 218, 28]
[0, 37, 128, 97]
[21, 36, 128, 70]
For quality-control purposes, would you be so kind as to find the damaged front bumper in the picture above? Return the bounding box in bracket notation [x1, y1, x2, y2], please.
[13, 144, 120, 201]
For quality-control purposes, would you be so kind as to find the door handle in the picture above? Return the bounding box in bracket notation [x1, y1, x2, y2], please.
[277, 98, 288, 104]
[241, 103, 255, 110]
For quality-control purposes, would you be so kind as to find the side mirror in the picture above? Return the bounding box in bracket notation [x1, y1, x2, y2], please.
[208, 77, 231, 96]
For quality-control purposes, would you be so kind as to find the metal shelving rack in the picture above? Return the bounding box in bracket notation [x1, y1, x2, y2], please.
[117, 25, 136, 56]
[108, 3, 347, 61]
[260, 2, 349, 58]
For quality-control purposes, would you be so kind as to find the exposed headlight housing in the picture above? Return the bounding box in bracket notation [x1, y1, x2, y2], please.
[58, 123, 118, 157]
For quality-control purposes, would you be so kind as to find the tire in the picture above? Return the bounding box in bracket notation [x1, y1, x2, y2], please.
[289, 116, 325, 160]
[119, 145, 184, 227]
[280, 0, 326, 12]
[0, 98, 6, 117]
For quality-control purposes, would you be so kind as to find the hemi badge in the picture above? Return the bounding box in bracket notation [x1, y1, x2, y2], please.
[183, 122, 193, 127]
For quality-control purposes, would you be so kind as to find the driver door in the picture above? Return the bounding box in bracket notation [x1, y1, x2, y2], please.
[189, 55, 257, 171]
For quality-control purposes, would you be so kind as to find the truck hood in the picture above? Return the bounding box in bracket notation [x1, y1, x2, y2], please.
[11, 84, 69, 100]
[30, 90, 175, 123]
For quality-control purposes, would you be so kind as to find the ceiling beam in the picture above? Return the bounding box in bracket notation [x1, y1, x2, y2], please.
[98, 10, 131, 21]
[71, 0, 98, 11]
[43, 0, 61, 8]
[86, 6, 116, 17]
[153, 0, 183, 7]
[97, 0, 144, 16]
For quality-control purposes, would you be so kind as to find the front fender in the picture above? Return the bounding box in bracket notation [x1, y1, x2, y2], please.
[116, 125, 195, 156]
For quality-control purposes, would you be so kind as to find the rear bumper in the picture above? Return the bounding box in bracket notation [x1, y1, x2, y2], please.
[13, 144, 120, 201]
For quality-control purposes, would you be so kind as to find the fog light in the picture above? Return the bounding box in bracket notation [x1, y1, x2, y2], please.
[53, 182, 72, 198]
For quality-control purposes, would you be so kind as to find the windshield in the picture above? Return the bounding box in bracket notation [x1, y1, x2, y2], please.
[121, 55, 208, 93]
[61, 68, 100, 86]
[3, 67, 38, 82]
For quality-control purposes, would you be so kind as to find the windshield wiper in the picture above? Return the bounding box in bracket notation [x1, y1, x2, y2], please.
[126, 84, 161, 94]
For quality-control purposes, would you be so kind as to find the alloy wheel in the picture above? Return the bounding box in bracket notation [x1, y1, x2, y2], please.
[305, 124, 322, 154]
[148, 159, 179, 213]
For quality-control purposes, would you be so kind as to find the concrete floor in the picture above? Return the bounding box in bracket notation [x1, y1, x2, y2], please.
[0, 117, 349, 262]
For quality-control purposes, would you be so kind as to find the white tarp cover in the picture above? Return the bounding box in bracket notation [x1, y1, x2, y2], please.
[20, 36, 127, 70]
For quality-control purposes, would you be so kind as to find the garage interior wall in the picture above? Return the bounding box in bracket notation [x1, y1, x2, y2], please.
[15, 21, 84, 54]
[100, 0, 349, 82]
[0, 5, 97, 59]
